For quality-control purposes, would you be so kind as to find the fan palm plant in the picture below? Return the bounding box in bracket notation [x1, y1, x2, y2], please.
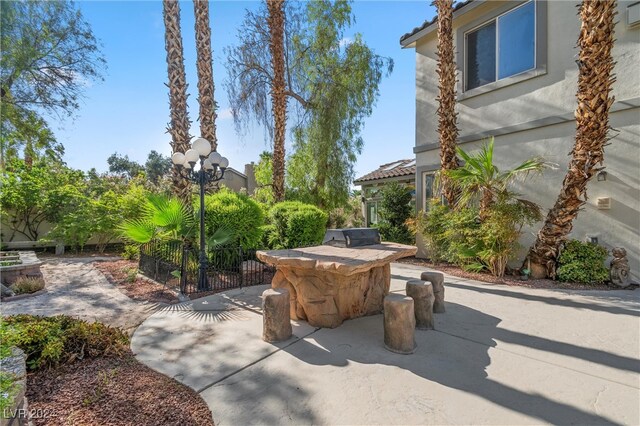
[120, 194, 233, 247]
[444, 137, 546, 220]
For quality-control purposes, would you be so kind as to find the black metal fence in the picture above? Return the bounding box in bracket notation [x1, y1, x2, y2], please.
[139, 242, 273, 297]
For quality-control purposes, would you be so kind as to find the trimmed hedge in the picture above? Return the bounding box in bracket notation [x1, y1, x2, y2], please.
[557, 240, 609, 284]
[268, 201, 328, 249]
[203, 189, 265, 249]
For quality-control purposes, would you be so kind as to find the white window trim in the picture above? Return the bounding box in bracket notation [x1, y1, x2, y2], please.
[463, 0, 537, 92]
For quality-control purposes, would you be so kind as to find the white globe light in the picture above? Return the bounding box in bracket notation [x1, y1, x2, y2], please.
[183, 161, 192, 170]
[203, 158, 213, 170]
[171, 152, 185, 165]
[219, 157, 229, 169]
[208, 151, 222, 166]
[184, 149, 199, 163]
[191, 137, 212, 157]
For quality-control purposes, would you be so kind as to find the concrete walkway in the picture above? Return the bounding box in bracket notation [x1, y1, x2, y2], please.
[132, 262, 640, 425]
[1, 258, 160, 332]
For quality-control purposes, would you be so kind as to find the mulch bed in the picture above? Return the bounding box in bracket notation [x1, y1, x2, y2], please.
[26, 352, 214, 426]
[94, 260, 179, 304]
[397, 256, 622, 291]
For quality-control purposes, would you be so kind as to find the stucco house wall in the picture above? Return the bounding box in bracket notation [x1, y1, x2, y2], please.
[407, 0, 640, 280]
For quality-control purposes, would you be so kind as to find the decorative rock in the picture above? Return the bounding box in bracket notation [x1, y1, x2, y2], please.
[406, 279, 435, 330]
[383, 294, 416, 354]
[1, 283, 15, 298]
[257, 243, 416, 328]
[610, 247, 630, 288]
[262, 288, 292, 343]
[421, 271, 445, 313]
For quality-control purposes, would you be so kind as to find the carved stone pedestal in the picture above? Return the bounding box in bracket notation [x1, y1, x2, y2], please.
[421, 271, 445, 313]
[262, 288, 292, 342]
[383, 294, 416, 354]
[406, 279, 435, 330]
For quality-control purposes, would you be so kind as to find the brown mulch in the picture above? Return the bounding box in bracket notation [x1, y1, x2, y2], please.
[397, 256, 619, 291]
[26, 352, 214, 426]
[94, 260, 179, 304]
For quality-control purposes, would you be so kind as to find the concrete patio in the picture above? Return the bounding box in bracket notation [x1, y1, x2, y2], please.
[131, 262, 640, 425]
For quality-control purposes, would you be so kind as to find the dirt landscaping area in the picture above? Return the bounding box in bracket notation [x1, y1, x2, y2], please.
[27, 350, 214, 426]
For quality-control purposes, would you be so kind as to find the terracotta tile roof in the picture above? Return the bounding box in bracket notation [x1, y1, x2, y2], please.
[400, 0, 475, 45]
[354, 159, 416, 184]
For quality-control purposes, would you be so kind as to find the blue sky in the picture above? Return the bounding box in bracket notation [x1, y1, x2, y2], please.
[57, 0, 435, 180]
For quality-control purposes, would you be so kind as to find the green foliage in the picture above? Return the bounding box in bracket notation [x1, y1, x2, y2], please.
[225, 1, 392, 209]
[445, 137, 546, 215]
[269, 201, 328, 249]
[107, 153, 144, 179]
[10, 277, 45, 295]
[120, 194, 196, 244]
[203, 189, 264, 249]
[252, 151, 275, 205]
[557, 240, 609, 284]
[121, 244, 140, 260]
[0, 315, 128, 371]
[0, 371, 19, 414]
[417, 199, 541, 277]
[0, 0, 105, 118]
[377, 182, 413, 244]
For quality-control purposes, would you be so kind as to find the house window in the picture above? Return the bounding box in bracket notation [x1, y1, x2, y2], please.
[422, 173, 435, 211]
[465, 1, 536, 91]
[366, 201, 379, 226]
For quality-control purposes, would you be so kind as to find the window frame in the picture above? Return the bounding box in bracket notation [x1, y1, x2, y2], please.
[457, 0, 547, 100]
[422, 172, 436, 212]
[463, 0, 536, 92]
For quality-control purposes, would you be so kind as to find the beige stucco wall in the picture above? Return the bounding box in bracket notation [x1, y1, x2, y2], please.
[412, 0, 640, 280]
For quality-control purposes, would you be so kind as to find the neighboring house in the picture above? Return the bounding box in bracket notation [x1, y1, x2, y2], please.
[354, 159, 416, 226]
[218, 164, 257, 195]
[401, 0, 640, 279]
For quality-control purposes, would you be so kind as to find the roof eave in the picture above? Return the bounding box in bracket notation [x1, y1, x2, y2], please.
[400, 0, 485, 48]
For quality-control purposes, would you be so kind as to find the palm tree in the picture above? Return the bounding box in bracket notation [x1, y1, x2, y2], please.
[266, 0, 287, 202]
[434, 0, 460, 206]
[193, 0, 217, 151]
[527, 0, 617, 279]
[445, 137, 546, 220]
[163, 0, 192, 205]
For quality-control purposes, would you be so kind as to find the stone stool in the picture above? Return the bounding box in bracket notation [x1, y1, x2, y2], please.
[383, 294, 416, 354]
[262, 288, 292, 343]
[406, 279, 435, 330]
[421, 271, 445, 313]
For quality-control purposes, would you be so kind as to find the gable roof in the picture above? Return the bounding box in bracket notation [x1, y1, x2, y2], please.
[354, 159, 416, 184]
[400, 0, 476, 47]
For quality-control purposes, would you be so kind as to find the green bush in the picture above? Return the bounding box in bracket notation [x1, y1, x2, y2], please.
[269, 201, 328, 249]
[0, 315, 129, 371]
[377, 182, 414, 245]
[122, 244, 140, 260]
[203, 189, 265, 249]
[416, 199, 541, 277]
[557, 240, 609, 284]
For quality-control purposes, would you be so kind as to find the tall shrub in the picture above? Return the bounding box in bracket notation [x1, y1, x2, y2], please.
[203, 189, 264, 249]
[268, 201, 327, 249]
[556, 240, 609, 284]
[377, 182, 413, 244]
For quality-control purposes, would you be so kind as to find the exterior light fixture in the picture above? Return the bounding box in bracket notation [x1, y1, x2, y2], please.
[597, 170, 607, 181]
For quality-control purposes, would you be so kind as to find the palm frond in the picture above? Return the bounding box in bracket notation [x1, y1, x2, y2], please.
[119, 219, 157, 244]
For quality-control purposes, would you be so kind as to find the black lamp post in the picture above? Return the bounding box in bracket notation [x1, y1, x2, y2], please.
[171, 138, 228, 291]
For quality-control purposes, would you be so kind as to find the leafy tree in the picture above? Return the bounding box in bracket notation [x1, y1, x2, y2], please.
[253, 151, 275, 205]
[0, 0, 105, 118]
[377, 182, 413, 244]
[107, 153, 144, 179]
[225, 0, 392, 208]
[144, 150, 171, 185]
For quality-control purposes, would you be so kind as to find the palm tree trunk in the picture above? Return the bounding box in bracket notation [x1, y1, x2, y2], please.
[434, 0, 460, 206]
[163, 0, 192, 205]
[267, 0, 287, 203]
[193, 0, 217, 150]
[527, 0, 616, 279]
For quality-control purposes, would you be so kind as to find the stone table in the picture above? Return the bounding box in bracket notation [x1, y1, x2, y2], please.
[257, 243, 416, 328]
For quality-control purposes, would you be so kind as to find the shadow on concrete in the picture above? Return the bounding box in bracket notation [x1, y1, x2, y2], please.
[390, 274, 640, 318]
[282, 303, 622, 425]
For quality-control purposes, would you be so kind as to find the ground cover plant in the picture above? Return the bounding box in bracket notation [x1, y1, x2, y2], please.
[10, 276, 45, 295]
[556, 239, 609, 284]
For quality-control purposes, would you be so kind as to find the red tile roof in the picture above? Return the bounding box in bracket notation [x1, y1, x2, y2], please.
[354, 159, 416, 184]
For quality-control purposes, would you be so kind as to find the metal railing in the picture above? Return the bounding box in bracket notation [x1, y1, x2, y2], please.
[138, 242, 273, 297]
